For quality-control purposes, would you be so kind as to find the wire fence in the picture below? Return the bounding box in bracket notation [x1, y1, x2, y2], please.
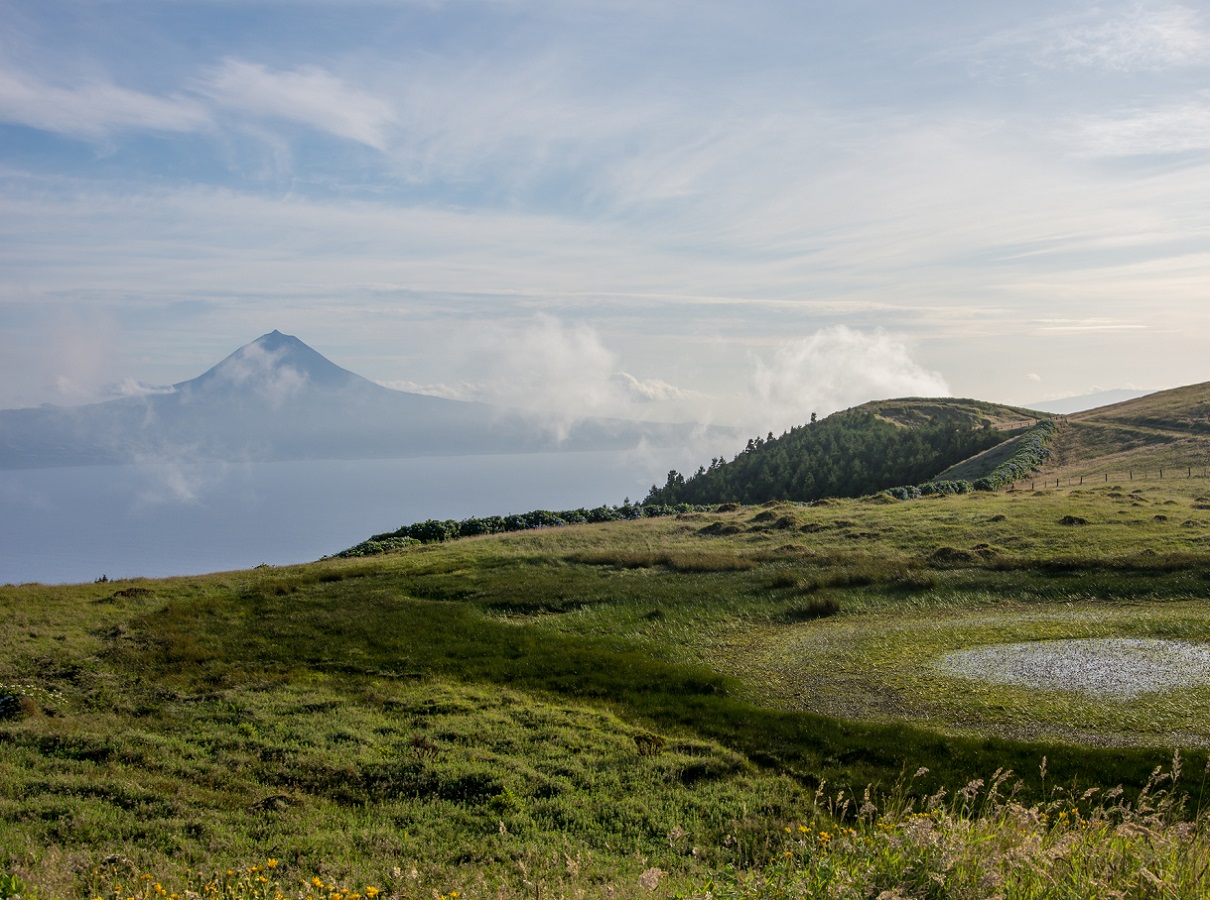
[1013, 466, 1210, 491]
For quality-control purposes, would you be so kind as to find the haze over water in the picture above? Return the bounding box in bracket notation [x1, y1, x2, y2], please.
[0, 450, 678, 585]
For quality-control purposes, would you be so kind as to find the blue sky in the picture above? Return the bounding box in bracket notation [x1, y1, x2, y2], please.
[3, 0, 1210, 431]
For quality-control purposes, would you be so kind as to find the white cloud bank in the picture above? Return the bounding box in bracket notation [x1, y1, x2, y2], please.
[378, 321, 950, 439]
[750, 326, 951, 434]
[375, 317, 702, 437]
[452, 316, 633, 440]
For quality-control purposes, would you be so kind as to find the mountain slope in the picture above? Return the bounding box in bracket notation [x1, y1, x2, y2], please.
[181, 329, 377, 395]
[1037, 381, 1210, 479]
[0, 331, 724, 469]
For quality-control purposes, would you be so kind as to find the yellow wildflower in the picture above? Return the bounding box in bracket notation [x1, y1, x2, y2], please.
[266, 860, 279, 869]
[365, 889, 380, 898]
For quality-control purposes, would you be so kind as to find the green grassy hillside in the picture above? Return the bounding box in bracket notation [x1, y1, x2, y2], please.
[860, 397, 1043, 431]
[1040, 382, 1210, 481]
[5, 479, 1210, 897]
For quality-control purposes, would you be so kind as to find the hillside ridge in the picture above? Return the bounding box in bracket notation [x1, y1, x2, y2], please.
[1034, 379, 1210, 480]
[644, 397, 1051, 506]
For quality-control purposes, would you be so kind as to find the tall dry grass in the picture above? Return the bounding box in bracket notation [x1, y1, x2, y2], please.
[699, 755, 1209, 899]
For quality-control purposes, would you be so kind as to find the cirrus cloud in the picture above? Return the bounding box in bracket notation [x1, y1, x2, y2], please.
[0, 67, 209, 140]
[1051, 4, 1210, 71]
[197, 59, 397, 151]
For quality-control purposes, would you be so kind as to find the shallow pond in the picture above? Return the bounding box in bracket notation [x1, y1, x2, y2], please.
[937, 638, 1210, 699]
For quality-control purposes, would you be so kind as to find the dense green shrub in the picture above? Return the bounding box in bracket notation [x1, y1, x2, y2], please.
[335, 502, 709, 557]
[972, 418, 1058, 490]
[883, 419, 1057, 501]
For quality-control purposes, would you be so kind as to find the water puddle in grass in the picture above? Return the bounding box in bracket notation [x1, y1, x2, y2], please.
[936, 638, 1210, 698]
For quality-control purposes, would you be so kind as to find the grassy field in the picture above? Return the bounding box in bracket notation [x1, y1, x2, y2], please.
[6, 478, 1210, 897]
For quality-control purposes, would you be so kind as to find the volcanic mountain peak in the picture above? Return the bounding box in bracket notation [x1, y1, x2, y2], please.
[178, 330, 375, 397]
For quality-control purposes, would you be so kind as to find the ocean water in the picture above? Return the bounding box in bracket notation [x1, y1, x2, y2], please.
[0, 449, 691, 585]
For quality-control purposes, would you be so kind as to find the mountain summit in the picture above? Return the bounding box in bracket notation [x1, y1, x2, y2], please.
[0, 332, 718, 469]
[182, 330, 374, 396]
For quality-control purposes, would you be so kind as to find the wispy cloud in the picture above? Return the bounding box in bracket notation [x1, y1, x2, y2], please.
[375, 379, 475, 400]
[1034, 318, 1147, 333]
[1047, 4, 1210, 71]
[107, 378, 177, 399]
[974, 3, 1210, 74]
[0, 56, 396, 153]
[610, 372, 689, 403]
[0, 68, 209, 140]
[1075, 95, 1210, 156]
[197, 59, 397, 151]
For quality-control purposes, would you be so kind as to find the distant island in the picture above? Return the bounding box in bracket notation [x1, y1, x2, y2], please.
[0, 330, 730, 469]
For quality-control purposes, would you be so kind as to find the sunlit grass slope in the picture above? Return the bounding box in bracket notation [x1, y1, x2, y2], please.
[5, 480, 1210, 896]
[1043, 381, 1210, 479]
[861, 397, 1044, 431]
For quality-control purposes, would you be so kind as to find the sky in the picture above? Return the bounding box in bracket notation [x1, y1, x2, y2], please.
[2, 0, 1210, 433]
